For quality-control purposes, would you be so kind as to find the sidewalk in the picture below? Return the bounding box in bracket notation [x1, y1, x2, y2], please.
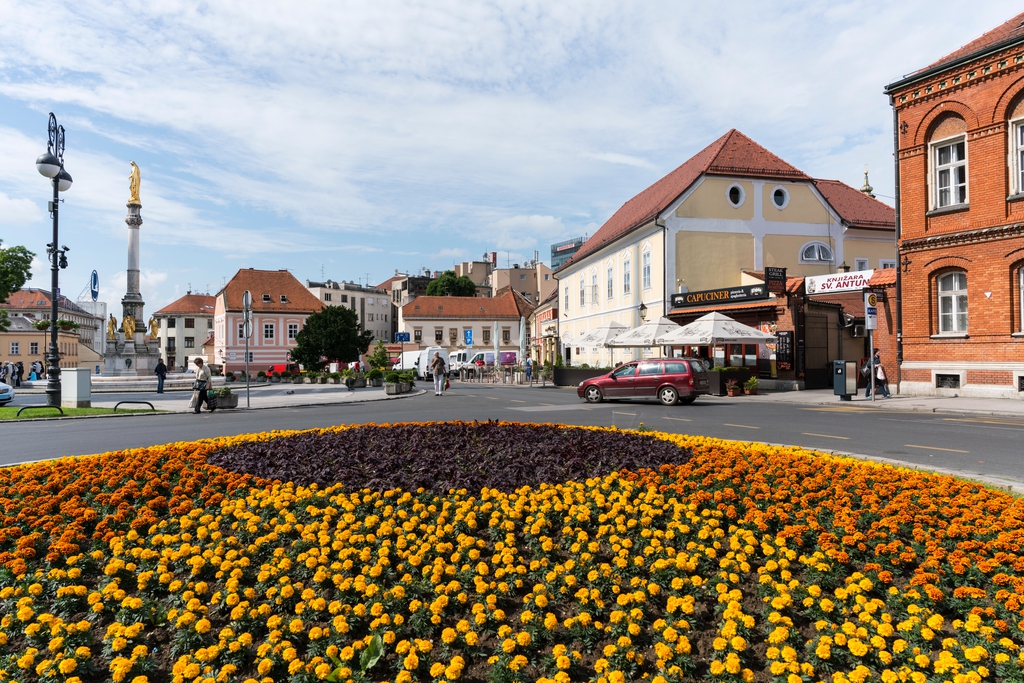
[731, 388, 1024, 418]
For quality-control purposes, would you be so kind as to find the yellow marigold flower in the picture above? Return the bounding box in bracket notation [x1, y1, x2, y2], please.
[430, 662, 446, 677]
[516, 631, 531, 647]
[731, 636, 747, 652]
[465, 632, 479, 646]
[403, 653, 419, 670]
[59, 659, 78, 674]
[502, 638, 516, 653]
[257, 658, 273, 675]
[442, 628, 457, 644]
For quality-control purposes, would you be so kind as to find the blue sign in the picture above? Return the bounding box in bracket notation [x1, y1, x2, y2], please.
[394, 332, 410, 342]
[90, 270, 99, 302]
[464, 329, 473, 345]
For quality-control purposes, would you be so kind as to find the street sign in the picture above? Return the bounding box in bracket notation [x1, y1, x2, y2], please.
[464, 329, 473, 346]
[394, 332, 410, 342]
[242, 290, 252, 310]
[229, 351, 237, 360]
[90, 270, 99, 302]
[243, 320, 253, 339]
[864, 292, 878, 330]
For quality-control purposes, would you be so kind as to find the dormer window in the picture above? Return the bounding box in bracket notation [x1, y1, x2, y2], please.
[280, 295, 288, 303]
[262, 294, 272, 302]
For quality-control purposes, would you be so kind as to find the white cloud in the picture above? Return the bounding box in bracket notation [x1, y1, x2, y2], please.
[0, 191, 40, 226]
[582, 152, 656, 169]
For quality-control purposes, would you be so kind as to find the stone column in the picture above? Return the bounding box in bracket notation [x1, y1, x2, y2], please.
[122, 202, 145, 335]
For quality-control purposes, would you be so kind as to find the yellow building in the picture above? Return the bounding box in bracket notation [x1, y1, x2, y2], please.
[556, 129, 895, 367]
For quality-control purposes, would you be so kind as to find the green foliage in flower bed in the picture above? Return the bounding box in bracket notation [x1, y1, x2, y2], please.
[208, 421, 691, 493]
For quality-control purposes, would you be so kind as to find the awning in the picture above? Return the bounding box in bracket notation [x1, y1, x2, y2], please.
[657, 312, 776, 346]
[607, 317, 679, 347]
[573, 322, 629, 348]
[668, 299, 781, 318]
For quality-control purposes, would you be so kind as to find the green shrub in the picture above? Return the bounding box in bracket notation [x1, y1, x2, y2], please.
[385, 371, 401, 384]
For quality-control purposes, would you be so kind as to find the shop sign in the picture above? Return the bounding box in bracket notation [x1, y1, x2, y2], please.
[864, 292, 878, 330]
[805, 269, 874, 294]
[775, 330, 794, 371]
[670, 284, 769, 309]
[765, 267, 787, 294]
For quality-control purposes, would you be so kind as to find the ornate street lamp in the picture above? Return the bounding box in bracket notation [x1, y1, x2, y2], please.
[35, 113, 73, 408]
[638, 301, 648, 321]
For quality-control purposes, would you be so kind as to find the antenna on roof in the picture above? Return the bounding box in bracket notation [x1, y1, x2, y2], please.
[187, 282, 192, 295]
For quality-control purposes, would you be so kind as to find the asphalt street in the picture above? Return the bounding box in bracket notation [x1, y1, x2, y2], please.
[2, 383, 1022, 489]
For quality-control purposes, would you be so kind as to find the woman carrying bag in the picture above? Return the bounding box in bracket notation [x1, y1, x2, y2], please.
[191, 358, 216, 413]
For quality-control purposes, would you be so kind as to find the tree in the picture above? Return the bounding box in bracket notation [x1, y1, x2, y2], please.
[425, 270, 477, 297]
[367, 340, 391, 371]
[291, 305, 374, 372]
[0, 240, 34, 331]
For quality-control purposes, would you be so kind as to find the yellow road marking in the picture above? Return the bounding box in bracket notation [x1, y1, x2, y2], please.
[802, 432, 850, 440]
[663, 416, 692, 422]
[723, 423, 759, 429]
[943, 417, 1024, 427]
[904, 444, 970, 454]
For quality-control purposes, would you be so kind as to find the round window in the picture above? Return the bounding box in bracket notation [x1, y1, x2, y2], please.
[771, 187, 790, 209]
[727, 184, 744, 207]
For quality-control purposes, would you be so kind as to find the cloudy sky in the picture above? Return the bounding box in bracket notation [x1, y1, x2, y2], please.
[1, 1, 1020, 311]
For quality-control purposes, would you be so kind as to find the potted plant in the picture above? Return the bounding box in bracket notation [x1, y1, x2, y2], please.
[351, 371, 367, 388]
[325, 372, 339, 384]
[225, 371, 236, 383]
[725, 378, 742, 397]
[270, 371, 281, 383]
[56, 319, 79, 331]
[744, 376, 759, 395]
[384, 371, 402, 395]
[213, 385, 239, 409]
[280, 371, 291, 382]
[366, 367, 384, 387]
[33, 319, 51, 331]
[256, 370, 268, 382]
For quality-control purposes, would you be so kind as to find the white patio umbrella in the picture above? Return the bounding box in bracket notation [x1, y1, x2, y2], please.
[606, 317, 680, 347]
[573, 322, 629, 348]
[518, 316, 527, 364]
[656, 311, 776, 345]
[493, 320, 500, 365]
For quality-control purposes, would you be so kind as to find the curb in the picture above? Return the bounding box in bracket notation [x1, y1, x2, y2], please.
[2, 389, 427, 423]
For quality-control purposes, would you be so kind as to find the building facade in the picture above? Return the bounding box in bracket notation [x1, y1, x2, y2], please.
[557, 129, 895, 382]
[491, 261, 555, 305]
[152, 293, 216, 372]
[886, 11, 1024, 397]
[551, 237, 585, 270]
[214, 269, 323, 374]
[306, 280, 391, 343]
[0, 316, 82, 372]
[528, 289, 559, 365]
[398, 290, 534, 355]
[1, 288, 104, 353]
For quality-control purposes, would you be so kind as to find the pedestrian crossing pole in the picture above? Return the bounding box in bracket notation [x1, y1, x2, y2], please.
[242, 290, 253, 409]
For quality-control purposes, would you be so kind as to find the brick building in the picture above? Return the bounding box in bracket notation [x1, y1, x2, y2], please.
[886, 12, 1024, 397]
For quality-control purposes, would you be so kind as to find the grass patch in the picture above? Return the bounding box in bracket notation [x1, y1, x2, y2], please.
[0, 406, 158, 420]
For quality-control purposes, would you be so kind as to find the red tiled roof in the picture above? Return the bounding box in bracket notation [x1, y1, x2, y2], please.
[668, 299, 782, 317]
[813, 180, 895, 230]
[920, 12, 1024, 72]
[560, 130, 810, 271]
[1, 288, 92, 316]
[154, 293, 216, 316]
[219, 269, 323, 313]
[869, 268, 898, 286]
[402, 290, 533, 320]
[376, 275, 403, 291]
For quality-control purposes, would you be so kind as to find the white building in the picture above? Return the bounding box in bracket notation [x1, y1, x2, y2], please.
[306, 279, 392, 343]
[152, 293, 216, 372]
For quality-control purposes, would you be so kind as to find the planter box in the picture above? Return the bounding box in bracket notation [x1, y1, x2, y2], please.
[327, 377, 340, 384]
[707, 368, 754, 396]
[352, 378, 367, 388]
[225, 377, 236, 383]
[303, 377, 314, 384]
[270, 376, 281, 383]
[217, 394, 239, 409]
[385, 382, 401, 395]
[553, 367, 610, 387]
[370, 377, 383, 387]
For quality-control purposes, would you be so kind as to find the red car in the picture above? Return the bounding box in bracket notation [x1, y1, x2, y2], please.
[576, 358, 711, 406]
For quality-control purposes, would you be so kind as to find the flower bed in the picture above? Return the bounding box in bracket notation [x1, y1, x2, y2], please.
[0, 423, 1022, 683]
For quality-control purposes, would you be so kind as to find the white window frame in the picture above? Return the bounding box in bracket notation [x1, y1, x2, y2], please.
[937, 271, 968, 334]
[642, 251, 652, 290]
[623, 259, 631, 296]
[1011, 118, 1024, 196]
[607, 267, 614, 300]
[726, 183, 745, 207]
[799, 241, 835, 264]
[880, 259, 897, 270]
[931, 135, 967, 209]
[10, 342, 19, 355]
[263, 322, 275, 340]
[288, 323, 299, 339]
[237, 322, 245, 340]
[591, 273, 598, 303]
[770, 186, 790, 210]
[579, 277, 585, 306]
[854, 258, 869, 271]
[564, 286, 570, 311]
[1019, 267, 1024, 333]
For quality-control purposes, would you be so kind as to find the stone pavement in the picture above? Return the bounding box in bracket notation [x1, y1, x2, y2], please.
[730, 387, 1024, 417]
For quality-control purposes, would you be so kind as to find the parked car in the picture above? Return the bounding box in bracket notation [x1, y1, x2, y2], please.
[449, 350, 468, 374]
[0, 381, 14, 406]
[576, 358, 710, 406]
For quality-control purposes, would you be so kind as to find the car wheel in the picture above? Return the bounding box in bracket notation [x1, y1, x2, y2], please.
[678, 395, 696, 405]
[658, 386, 678, 406]
[584, 386, 603, 403]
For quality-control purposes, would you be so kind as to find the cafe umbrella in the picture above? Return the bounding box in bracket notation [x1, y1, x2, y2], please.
[656, 311, 776, 345]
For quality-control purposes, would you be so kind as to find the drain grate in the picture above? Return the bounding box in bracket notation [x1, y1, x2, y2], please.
[936, 374, 961, 389]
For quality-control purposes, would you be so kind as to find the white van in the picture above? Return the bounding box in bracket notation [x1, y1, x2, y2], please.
[416, 347, 450, 380]
[449, 350, 469, 373]
[392, 351, 420, 373]
[467, 351, 496, 367]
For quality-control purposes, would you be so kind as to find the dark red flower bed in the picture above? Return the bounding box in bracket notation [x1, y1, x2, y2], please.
[207, 421, 692, 492]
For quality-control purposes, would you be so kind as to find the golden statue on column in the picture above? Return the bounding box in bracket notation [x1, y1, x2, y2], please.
[128, 161, 141, 205]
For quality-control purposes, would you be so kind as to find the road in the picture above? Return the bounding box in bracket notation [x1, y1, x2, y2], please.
[2, 384, 1022, 489]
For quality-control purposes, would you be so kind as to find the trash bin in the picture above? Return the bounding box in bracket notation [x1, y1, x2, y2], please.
[833, 360, 857, 401]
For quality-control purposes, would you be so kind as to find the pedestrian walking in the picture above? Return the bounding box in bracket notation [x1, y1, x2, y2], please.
[864, 348, 891, 398]
[155, 357, 167, 394]
[430, 351, 447, 396]
[191, 358, 215, 413]
[14, 361, 23, 387]
[525, 357, 533, 382]
[1, 362, 9, 384]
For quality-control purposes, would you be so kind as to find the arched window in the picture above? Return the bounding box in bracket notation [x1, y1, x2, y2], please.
[928, 114, 968, 209]
[800, 241, 834, 263]
[1017, 265, 1024, 332]
[937, 271, 968, 333]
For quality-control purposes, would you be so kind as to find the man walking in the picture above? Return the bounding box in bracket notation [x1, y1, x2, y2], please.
[430, 351, 447, 396]
[191, 358, 215, 413]
[155, 357, 167, 394]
